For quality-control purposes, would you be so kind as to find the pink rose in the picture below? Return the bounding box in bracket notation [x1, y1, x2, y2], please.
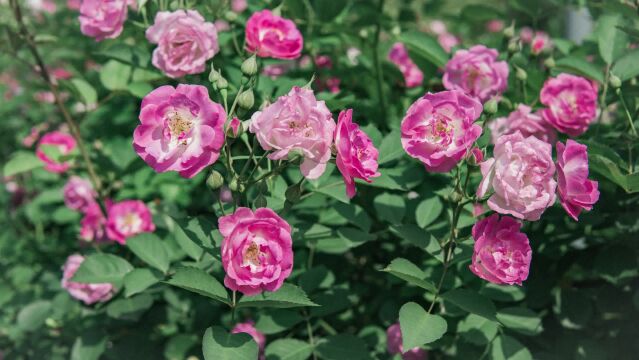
[520, 27, 534, 43]
[438, 33, 460, 53]
[67, 0, 81, 10]
[80, 202, 108, 242]
[27, 0, 57, 14]
[488, 104, 556, 145]
[540, 73, 598, 137]
[556, 140, 599, 220]
[79, 0, 128, 42]
[249, 87, 335, 179]
[335, 109, 381, 198]
[231, 0, 248, 13]
[133, 85, 226, 178]
[388, 43, 424, 88]
[36, 131, 76, 173]
[219, 207, 293, 296]
[443, 45, 509, 102]
[477, 132, 556, 221]
[245, 10, 303, 60]
[469, 214, 531, 285]
[486, 19, 504, 33]
[401, 90, 483, 173]
[34, 91, 56, 104]
[262, 63, 295, 79]
[64, 176, 97, 212]
[429, 20, 447, 35]
[387, 323, 428, 360]
[105, 200, 155, 244]
[146, 10, 219, 78]
[23, 124, 48, 148]
[314, 55, 333, 69]
[531, 31, 552, 55]
[61, 254, 114, 304]
[228, 117, 242, 137]
[231, 321, 266, 358]
[214, 19, 230, 32]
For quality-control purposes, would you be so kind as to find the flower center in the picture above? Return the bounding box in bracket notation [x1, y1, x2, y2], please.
[119, 213, 142, 233]
[287, 120, 315, 138]
[426, 114, 454, 145]
[243, 242, 262, 266]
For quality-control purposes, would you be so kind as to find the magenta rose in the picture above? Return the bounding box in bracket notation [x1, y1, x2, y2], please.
[36, 131, 76, 173]
[80, 202, 108, 242]
[334, 109, 381, 198]
[63, 176, 97, 212]
[443, 45, 509, 102]
[62, 254, 114, 304]
[469, 214, 532, 285]
[540, 73, 598, 137]
[531, 31, 552, 55]
[146, 10, 219, 78]
[219, 207, 293, 296]
[388, 43, 424, 88]
[134, 85, 226, 178]
[249, 86, 335, 179]
[79, 0, 127, 41]
[245, 10, 303, 60]
[488, 104, 556, 145]
[401, 90, 483, 173]
[387, 323, 428, 360]
[105, 200, 155, 244]
[478, 132, 556, 221]
[232, 321, 266, 358]
[556, 140, 599, 220]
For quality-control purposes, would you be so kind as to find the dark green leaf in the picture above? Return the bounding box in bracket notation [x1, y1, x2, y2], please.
[165, 267, 229, 305]
[399, 302, 447, 348]
[124, 268, 162, 297]
[442, 288, 497, 321]
[315, 335, 369, 360]
[400, 31, 449, 68]
[127, 233, 171, 273]
[265, 338, 313, 360]
[238, 283, 318, 308]
[382, 258, 436, 292]
[202, 326, 258, 360]
[71, 254, 133, 285]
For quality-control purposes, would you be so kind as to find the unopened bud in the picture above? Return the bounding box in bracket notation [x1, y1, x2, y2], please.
[391, 26, 401, 36]
[226, 117, 243, 138]
[224, 11, 238, 22]
[507, 40, 519, 53]
[241, 55, 258, 76]
[237, 89, 254, 110]
[449, 191, 463, 203]
[209, 66, 221, 83]
[219, 186, 233, 203]
[543, 57, 555, 69]
[516, 67, 527, 81]
[216, 77, 228, 90]
[503, 23, 515, 38]
[609, 74, 622, 89]
[484, 98, 498, 114]
[206, 170, 224, 190]
[359, 29, 369, 38]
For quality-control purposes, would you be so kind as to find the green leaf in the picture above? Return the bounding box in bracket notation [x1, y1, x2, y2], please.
[377, 130, 403, 165]
[127, 233, 171, 273]
[399, 302, 447, 348]
[70, 78, 97, 105]
[99, 60, 132, 91]
[202, 326, 258, 360]
[315, 335, 369, 360]
[171, 217, 205, 260]
[127, 82, 153, 98]
[441, 288, 497, 321]
[17, 300, 52, 331]
[71, 331, 107, 360]
[491, 335, 532, 360]
[596, 14, 628, 64]
[554, 57, 604, 83]
[589, 153, 639, 193]
[3, 151, 43, 177]
[106, 294, 154, 320]
[265, 338, 313, 360]
[164, 334, 197, 360]
[165, 267, 229, 305]
[382, 258, 436, 292]
[611, 49, 639, 81]
[238, 283, 318, 308]
[124, 268, 162, 297]
[71, 254, 133, 285]
[255, 309, 304, 335]
[595, 245, 639, 284]
[415, 196, 443, 228]
[400, 31, 449, 68]
[496, 307, 542, 336]
[458, 314, 499, 345]
[299, 266, 335, 294]
[373, 193, 405, 224]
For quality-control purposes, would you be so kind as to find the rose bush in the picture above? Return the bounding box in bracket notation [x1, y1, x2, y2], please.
[2, 0, 639, 359]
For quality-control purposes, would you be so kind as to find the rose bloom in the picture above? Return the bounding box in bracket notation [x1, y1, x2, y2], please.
[63, 176, 97, 212]
[105, 200, 155, 244]
[388, 43, 424, 88]
[401, 90, 483, 173]
[531, 31, 552, 55]
[262, 63, 295, 79]
[134, 84, 226, 178]
[520, 27, 534, 43]
[232, 321, 266, 358]
[477, 132, 556, 221]
[249, 86, 335, 179]
[36, 131, 76, 173]
[231, 0, 248, 12]
[488, 104, 556, 145]
[438, 33, 460, 53]
[80, 202, 108, 242]
[486, 19, 504, 33]
[214, 19, 230, 32]
[79, 0, 128, 41]
[146, 10, 219, 78]
[61, 254, 114, 304]
[556, 140, 599, 220]
[540, 73, 598, 137]
[245, 10, 303, 59]
[443, 45, 509, 102]
[470, 214, 531, 285]
[219, 207, 293, 296]
[67, 0, 81, 10]
[334, 109, 380, 198]
[23, 124, 48, 148]
[387, 323, 428, 360]
[429, 20, 448, 35]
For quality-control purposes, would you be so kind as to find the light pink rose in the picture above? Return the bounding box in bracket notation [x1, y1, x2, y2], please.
[231, 321, 266, 358]
[335, 109, 380, 198]
[133, 85, 226, 178]
[387, 323, 428, 360]
[79, 0, 128, 42]
[105, 200, 155, 244]
[531, 31, 552, 55]
[219, 207, 293, 296]
[231, 0, 248, 13]
[80, 202, 108, 242]
[146, 10, 219, 78]
[36, 131, 76, 173]
[469, 214, 531, 285]
[214, 19, 230, 32]
[556, 140, 599, 220]
[314, 55, 333, 69]
[401, 90, 483, 173]
[438, 33, 460, 53]
[540, 73, 598, 137]
[429, 20, 447, 35]
[34, 91, 56, 104]
[477, 132, 556, 221]
[488, 104, 556, 145]
[245, 10, 303, 60]
[486, 19, 504, 33]
[249, 86, 335, 179]
[443, 45, 509, 102]
[67, 0, 81, 10]
[23, 124, 49, 148]
[388, 43, 424, 88]
[520, 27, 534, 43]
[64, 176, 97, 212]
[61, 254, 114, 304]
[262, 63, 295, 79]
